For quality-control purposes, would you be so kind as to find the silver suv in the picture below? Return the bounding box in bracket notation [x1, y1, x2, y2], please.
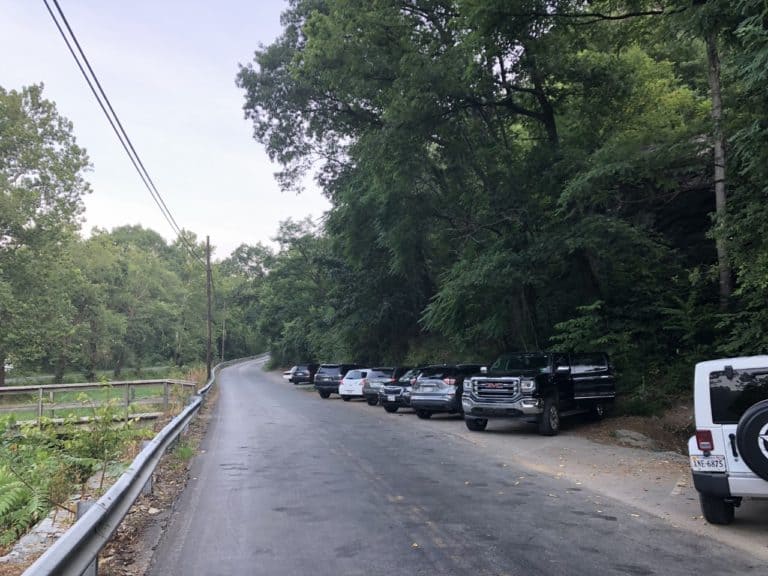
[688, 356, 768, 524]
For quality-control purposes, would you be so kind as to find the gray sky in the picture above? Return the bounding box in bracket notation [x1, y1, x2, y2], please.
[0, 0, 330, 259]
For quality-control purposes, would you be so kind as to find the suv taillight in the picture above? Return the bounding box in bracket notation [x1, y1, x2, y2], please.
[443, 377, 456, 386]
[696, 430, 714, 452]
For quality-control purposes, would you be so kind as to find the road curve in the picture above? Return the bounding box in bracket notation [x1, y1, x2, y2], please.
[148, 359, 762, 576]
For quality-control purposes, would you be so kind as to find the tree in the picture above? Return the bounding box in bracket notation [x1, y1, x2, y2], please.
[0, 84, 90, 385]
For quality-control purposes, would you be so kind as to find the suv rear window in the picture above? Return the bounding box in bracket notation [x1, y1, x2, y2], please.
[345, 370, 367, 379]
[420, 366, 457, 378]
[317, 365, 341, 377]
[710, 368, 768, 424]
[367, 369, 392, 379]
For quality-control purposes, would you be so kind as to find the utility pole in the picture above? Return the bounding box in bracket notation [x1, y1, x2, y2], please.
[220, 298, 226, 362]
[206, 236, 213, 380]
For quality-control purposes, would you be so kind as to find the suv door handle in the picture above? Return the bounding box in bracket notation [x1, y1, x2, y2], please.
[728, 433, 739, 459]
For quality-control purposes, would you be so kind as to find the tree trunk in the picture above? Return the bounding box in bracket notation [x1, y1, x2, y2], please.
[0, 358, 5, 387]
[706, 31, 732, 310]
[54, 354, 66, 384]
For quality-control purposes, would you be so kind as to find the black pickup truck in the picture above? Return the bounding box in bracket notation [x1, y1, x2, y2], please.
[461, 352, 615, 435]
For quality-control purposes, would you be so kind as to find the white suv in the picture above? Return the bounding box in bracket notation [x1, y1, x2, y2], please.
[689, 356, 768, 524]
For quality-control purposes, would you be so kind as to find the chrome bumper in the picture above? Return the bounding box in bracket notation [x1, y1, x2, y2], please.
[461, 395, 542, 417]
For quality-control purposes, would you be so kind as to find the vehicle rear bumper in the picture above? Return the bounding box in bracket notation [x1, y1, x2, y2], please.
[410, 394, 458, 412]
[692, 471, 768, 498]
[314, 384, 339, 393]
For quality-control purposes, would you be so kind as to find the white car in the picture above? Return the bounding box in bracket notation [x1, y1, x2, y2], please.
[688, 355, 768, 524]
[338, 368, 370, 401]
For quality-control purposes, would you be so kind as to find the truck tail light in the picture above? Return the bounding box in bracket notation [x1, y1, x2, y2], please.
[696, 430, 714, 452]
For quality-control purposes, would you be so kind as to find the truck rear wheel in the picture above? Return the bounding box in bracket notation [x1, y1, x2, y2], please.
[699, 493, 735, 525]
[538, 397, 560, 436]
[416, 409, 432, 420]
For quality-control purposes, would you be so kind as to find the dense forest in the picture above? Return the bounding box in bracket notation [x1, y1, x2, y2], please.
[2, 1, 767, 413]
[232, 0, 768, 409]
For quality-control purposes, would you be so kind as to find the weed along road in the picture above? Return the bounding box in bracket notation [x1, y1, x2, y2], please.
[148, 359, 762, 576]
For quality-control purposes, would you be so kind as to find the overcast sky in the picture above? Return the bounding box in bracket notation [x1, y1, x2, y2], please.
[0, 0, 330, 260]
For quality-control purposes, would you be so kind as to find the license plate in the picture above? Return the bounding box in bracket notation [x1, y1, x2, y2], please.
[690, 455, 727, 472]
[387, 395, 396, 402]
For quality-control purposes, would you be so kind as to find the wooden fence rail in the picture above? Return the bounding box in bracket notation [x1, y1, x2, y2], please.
[0, 379, 197, 424]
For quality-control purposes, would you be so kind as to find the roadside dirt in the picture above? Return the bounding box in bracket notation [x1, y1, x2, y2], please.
[581, 400, 695, 454]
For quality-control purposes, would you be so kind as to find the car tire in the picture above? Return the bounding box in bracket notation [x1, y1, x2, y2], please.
[465, 418, 488, 432]
[342, 395, 352, 402]
[416, 409, 432, 420]
[735, 399, 768, 481]
[384, 404, 398, 413]
[367, 396, 379, 406]
[699, 493, 735, 525]
[588, 403, 606, 421]
[538, 396, 560, 436]
[318, 390, 331, 399]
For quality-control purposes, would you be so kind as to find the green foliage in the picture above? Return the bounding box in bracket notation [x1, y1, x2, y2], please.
[231, 0, 768, 413]
[0, 393, 149, 548]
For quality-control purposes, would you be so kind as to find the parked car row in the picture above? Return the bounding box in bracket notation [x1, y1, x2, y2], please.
[285, 352, 768, 527]
[291, 353, 617, 436]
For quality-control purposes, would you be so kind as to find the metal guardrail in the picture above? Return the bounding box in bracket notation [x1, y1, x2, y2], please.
[22, 354, 269, 576]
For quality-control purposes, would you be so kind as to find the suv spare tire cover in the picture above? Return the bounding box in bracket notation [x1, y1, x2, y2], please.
[736, 399, 768, 482]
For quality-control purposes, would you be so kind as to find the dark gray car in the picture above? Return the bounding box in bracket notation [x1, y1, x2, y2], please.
[380, 367, 422, 413]
[314, 363, 360, 398]
[362, 366, 411, 406]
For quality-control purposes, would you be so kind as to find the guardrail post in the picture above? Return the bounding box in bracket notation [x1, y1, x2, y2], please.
[140, 440, 153, 496]
[76, 500, 98, 576]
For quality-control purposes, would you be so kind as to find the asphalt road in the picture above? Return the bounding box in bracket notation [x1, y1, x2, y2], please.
[148, 359, 762, 576]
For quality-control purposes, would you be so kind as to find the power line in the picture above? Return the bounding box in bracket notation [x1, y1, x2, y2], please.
[42, 0, 207, 269]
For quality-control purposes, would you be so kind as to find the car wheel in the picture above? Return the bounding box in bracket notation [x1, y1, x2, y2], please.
[384, 404, 398, 413]
[588, 403, 606, 421]
[465, 418, 487, 432]
[736, 399, 768, 481]
[699, 493, 735, 525]
[538, 397, 560, 436]
[318, 390, 331, 399]
[367, 396, 379, 406]
[342, 395, 352, 402]
[416, 409, 432, 420]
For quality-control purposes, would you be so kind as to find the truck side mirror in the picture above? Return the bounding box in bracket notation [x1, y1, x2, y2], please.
[480, 366, 488, 374]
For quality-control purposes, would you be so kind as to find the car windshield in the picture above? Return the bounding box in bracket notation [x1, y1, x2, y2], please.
[491, 354, 550, 371]
[399, 369, 419, 383]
